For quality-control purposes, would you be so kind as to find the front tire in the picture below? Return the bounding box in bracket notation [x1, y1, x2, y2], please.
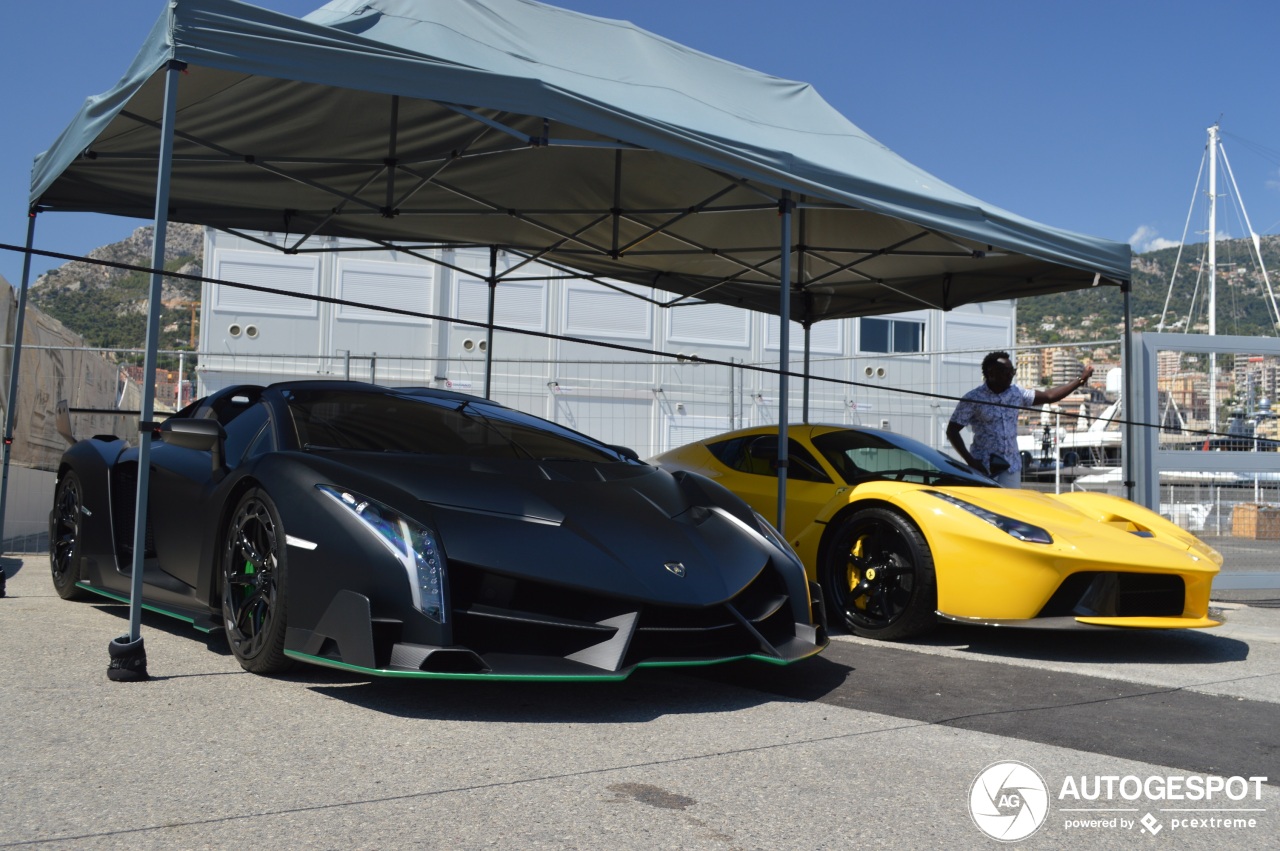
[50, 471, 90, 600]
[222, 488, 292, 674]
[822, 506, 937, 640]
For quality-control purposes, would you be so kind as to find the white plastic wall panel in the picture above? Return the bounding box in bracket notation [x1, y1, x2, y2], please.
[666, 302, 750, 348]
[553, 339, 655, 385]
[335, 259, 433, 324]
[211, 250, 320, 317]
[662, 415, 733, 455]
[764, 315, 844, 354]
[452, 274, 547, 331]
[563, 282, 653, 340]
[329, 260, 434, 367]
[944, 317, 1012, 364]
[549, 396, 653, 455]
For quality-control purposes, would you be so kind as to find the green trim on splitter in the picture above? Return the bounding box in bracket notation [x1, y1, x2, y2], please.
[71, 580, 814, 677]
[284, 649, 799, 681]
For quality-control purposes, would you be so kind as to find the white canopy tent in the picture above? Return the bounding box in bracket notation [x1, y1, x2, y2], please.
[5, 0, 1132, 653]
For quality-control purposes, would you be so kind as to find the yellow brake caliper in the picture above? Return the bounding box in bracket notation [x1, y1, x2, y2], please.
[847, 535, 872, 610]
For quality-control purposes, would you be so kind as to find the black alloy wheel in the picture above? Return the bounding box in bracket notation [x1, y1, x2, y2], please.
[50, 471, 90, 600]
[822, 506, 937, 640]
[222, 488, 292, 674]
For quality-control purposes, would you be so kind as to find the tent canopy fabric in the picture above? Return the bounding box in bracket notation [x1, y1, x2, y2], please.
[30, 0, 1130, 322]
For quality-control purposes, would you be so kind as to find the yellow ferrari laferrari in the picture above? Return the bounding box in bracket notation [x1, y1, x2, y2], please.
[652, 425, 1222, 640]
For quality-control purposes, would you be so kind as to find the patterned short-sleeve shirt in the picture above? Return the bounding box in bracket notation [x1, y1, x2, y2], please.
[949, 382, 1035, 474]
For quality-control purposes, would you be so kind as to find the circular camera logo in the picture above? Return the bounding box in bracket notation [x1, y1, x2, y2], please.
[969, 761, 1050, 842]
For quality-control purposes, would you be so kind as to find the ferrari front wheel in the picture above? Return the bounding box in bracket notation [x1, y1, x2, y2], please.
[822, 506, 937, 640]
[50, 471, 90, 600]
[221, 488, 292, 674]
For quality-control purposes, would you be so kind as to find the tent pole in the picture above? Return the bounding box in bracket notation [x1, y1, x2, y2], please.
[0, 212, 38, 572]
[798, 203, 810, 425]
[1121, 278, 1136, 504]
[483, 246, 497, 399]
[113, 59, 185, 681]
[776, 192, 793, 533]
[802, 322, 812, 425]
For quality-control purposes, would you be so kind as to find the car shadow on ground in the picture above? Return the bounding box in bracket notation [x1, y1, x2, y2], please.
[65, 592, 859, 716]
[298, 653, 857, 723]
[889, 619, 1251, 665]
[75, 599, 243, 663]
[0, 555, 25, 580]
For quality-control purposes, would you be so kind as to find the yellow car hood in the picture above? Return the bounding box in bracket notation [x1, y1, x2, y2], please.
[924, 486, 1223, 568]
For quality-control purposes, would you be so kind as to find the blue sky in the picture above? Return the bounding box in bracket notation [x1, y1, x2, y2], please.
[4, 0, 1280, 287]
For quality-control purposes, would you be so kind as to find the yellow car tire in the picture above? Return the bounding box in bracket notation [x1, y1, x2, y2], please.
[821, 506, 937, 640]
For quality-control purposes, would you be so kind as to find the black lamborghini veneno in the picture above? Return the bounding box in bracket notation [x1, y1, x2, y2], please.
[50, 381, 827, 679]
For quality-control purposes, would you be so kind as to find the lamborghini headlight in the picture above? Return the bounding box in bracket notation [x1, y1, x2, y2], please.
[926, 490, 1053, 544]
[752, 510, 804, 566]
[317, 485, 447, 623]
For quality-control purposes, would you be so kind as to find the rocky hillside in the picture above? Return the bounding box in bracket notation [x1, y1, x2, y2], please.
[29, 222, 204, 350]
[1017, 234, 1280, 348]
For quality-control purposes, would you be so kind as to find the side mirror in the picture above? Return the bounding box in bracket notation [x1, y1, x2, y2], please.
[608, 444, 641, 462]
[164, 419, 227, 472]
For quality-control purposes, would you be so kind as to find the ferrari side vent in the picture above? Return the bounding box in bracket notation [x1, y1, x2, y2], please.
[1039, 571, 1186, 618]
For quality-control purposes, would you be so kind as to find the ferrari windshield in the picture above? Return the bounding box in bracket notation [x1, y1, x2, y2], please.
[811, 428, 994, 487]
[282, 388, 623, 462]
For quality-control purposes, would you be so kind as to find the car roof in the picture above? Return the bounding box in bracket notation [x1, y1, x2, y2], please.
[701, 423, 878, 442]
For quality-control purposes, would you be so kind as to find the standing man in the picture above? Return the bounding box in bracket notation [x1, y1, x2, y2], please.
[947, 351, 1093, 487]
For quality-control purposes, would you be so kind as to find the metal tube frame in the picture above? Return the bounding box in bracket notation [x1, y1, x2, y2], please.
[0, 214, 38, 558]
[125, 60, 184, 642]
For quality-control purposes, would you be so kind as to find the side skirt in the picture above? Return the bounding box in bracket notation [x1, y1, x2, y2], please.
[73, 581, 222, 634]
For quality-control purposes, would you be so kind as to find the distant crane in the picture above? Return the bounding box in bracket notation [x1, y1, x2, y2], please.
[165, 299, 201, 349]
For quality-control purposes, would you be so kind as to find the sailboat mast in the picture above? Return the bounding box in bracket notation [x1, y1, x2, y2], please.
[1208, 122, 1218, 431]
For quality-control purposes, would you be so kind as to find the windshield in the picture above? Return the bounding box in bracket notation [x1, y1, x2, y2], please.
[283, 388, 624, 462]
[811, 429, 994, 487]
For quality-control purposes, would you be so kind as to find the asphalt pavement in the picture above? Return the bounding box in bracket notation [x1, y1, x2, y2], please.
[1, 554, 1277, 850]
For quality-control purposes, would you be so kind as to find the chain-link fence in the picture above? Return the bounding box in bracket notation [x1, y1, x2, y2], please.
[6, 339, 1279, 579]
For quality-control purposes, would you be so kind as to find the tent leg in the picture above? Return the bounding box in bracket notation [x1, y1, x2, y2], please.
[802, 322, 812, 425]
[775, 193, 793, 534]
[116, 59, 185, 680]
[0, 212, 38, 581]
[798, 205, 810, 426]
[1121, 279, 1137, 504]
[483, 246, 497, 399]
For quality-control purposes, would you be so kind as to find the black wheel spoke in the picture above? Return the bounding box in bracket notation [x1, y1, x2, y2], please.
[823, 507, 937, 640]
[221, 491, 291, 674]
[227, 572, 257, 590]
[871, 585, 891, 619]
[49, 473, 90, 600]
[234, 528, 266, 569]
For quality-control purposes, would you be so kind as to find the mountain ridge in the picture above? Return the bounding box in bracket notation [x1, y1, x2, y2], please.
[23, 225, 1280, 352]
[28, 222, 204, 350]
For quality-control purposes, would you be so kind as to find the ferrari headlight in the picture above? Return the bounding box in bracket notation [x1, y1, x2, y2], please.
[926, 490, 1053, 544]
[317, 485, 447, 623]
